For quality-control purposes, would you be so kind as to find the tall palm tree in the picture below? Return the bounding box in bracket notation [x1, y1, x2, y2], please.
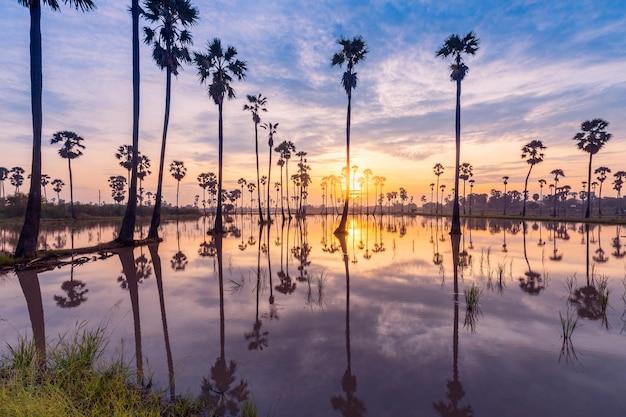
[261, 122, 278, 223]
[237, 178, 247, 216]
[15, 0, 96, 259]
[458, 162, 472, 215]
[521, 140, 546, 217]
[362, 168, 372, 215]
[144, 0, 198, 239]
[613, 171, 626, 215]
[137, 154, 151, 210]
[275, 141, 296, 219]
[169, 160, 186, 213]
[550, 169, 565, 217]
[433, 163, 444, 215]
[436, 31, 479, 235]
[468, 179, 475, 214]
[117, 0, 141, 242]
[331, 35, 368, 235]
[115, 144, 134, 184]
[573, 119, 611, 219]
[40, 174, 50, 202]
[243, 93, 268, 223]
[50, 131, 85, 219]
[194, 38, 247, 233]
[502, 176, 509, 215]
[594, 166, 611, 217]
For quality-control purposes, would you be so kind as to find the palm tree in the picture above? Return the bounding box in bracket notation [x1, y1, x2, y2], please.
[594, 166, 611, 217]
[573, 119, 612, 219]
[40, 174, 50, 202]
[0, 167, 8, 201]
[10, 167, 26, 194]
[117, 0, 141, 243]
[144, 0, 198, 239]
[502, 176, 509, 215]
[550, 169, 565, 217]
[194, 38, 247, 233]
[538, 179, 547, 216]
[243, 93, 268, 223]
[468, 179, 475, 214]
[436, 31, 479, 235]
[275, 141, 296, 219]
[50, 131, 85, 219]
[51, 178, 64, 203]
[15, 0, 96, 259]
[433, 163, 444, 215]
[197, 172, 212, 216]
[458, 162, 472, 215]
[137, 154, 151, 211]
[115, 144, 134, 184]
[237, 178, 247, 216]
[362, 168, 372, 215]
[521, 140, 546, 216]
[261, 122, 278, 223]
[169, 160, 187, 213]
[276, 159, 285, 217]
[331, 35, 368, 235]
[614, 171, 626, 215]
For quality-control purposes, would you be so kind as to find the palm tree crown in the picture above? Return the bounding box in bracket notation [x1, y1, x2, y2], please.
[436, 31, 479, 82]
[194, 38, 247, 105]
[331, 36, 368, 95]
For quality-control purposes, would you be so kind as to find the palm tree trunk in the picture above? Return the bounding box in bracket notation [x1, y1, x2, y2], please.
[254, 123, 264, 223]
[15, 2, 43, 258]
[585, 154, 593, 219]
[279, 167, 285, 217]
[117, 0, 140, 243]
[598, 183, 603, 217]
[522, 166, 533, 217]
[285, 161, 291, 218]
[149, 67, 172, 239]
[450, 78, 461, 235]
[176, 180, 180, 214]
[68, 158, 76, 219]
[267, 143, 272, 223]
[215, 100, 224, 233]
[336, 91, 352, 235]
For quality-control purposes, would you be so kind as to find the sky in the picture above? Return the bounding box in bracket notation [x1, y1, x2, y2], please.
[1, 0, 625, 207]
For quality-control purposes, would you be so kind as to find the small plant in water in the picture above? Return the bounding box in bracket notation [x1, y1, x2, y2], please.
[595, 274, 610, 314]
[559, 308, 579, 339]
[464, 283, 482, 311]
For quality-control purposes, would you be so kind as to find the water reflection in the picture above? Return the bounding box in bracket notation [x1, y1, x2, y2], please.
[4, 216, 626, 416]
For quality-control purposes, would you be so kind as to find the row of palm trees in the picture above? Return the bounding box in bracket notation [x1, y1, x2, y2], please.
[430, 118, 613, 220]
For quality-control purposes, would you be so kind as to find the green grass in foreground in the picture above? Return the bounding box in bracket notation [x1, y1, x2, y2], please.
[0, 324, 258, 417]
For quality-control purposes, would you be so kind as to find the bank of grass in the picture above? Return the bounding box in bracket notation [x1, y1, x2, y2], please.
[0, 325, 258, 417]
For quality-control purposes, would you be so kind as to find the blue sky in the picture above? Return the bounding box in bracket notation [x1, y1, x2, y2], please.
[1, 0, 625, 206]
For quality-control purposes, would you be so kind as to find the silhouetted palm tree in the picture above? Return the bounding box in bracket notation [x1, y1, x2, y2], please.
[468, 179, 475, 214]
[15, 0, 96, 259]
[521, 140, 546, 217]
[433, 163, 444, 215]
[614, 171, 625, 215]
[169, 160, 186, 213]
[502, 176, 509, 215]
[436, 31, 479, 235]
[243, 93, 267, 223]
[0, 167, 8, 201]
[550, 169, 565, 217]
[10, 167, 25, 194]
[195, 38, 246, 233]
[594, 166, 610, 217]
[574, 119, 611, 219]
[538, 179, 546, 215]
[458, 162, 472, 215]
[117, 0, 141, 243]
[136, 154, 151, 211]
[331, 35, 368, 235]
[275, 140, 296, 219]
[144, 0, 198, 239]
[115, 144, 134, 184]
[262, 122, 278, 223]
[51, 178, 64, 203]
[50, 131, 85, 219]
[40, 174, 50, 202]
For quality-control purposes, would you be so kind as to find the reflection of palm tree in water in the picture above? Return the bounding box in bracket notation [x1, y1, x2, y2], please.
[201, 234, 250, 415]
[519, 222, 545, 295]
[612, 225, 625, 258]
[148, 242, 176, 400]
[593, 225, 608, 265]
[433, 235, 474, 417]
[568, 225, 605, 322]
[17, 269, 46, 367]
[433, 218, 443, 266]
[276, 218, 295, 295]
[549, 223, 563, 262]
[198, 217, 217, 271]
[117, 247, 144, 385]
[292, 218, 311, 281]
[54, 228, 89, 308]
[363, 216, 371, 260]
[245, 226, 269, 351]
[331, 234, 366, 417]
[171, 219, 188, 271]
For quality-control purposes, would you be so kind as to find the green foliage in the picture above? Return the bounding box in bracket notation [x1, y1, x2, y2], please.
[0, 323, 258, 417]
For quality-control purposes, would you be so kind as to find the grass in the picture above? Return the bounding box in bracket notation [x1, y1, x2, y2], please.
[464, 283, 482, 311]
[0, 323, 259, 417]
[559, 308, 579, 339]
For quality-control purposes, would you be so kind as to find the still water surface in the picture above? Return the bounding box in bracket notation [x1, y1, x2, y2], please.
[1, 215, 626, 416]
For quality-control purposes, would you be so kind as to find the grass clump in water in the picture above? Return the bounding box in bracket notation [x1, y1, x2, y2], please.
[0, 323, 258, 417]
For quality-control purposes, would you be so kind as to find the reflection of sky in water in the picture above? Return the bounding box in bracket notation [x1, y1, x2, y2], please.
[1, 216, 626, 416]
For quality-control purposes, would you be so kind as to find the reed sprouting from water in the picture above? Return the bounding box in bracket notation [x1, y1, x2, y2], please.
[559, 308, 579, 339]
